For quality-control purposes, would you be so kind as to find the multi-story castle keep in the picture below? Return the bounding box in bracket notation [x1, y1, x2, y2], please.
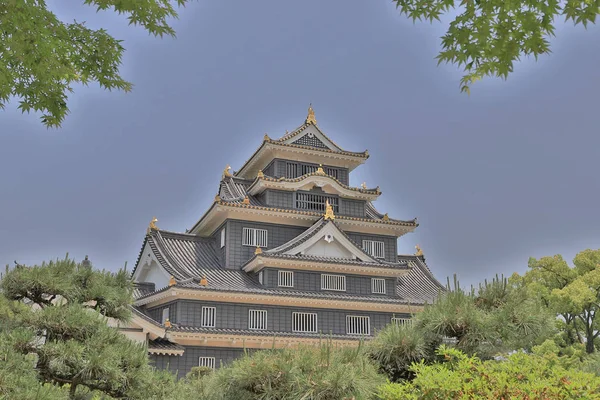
[121, 106, 445, 377]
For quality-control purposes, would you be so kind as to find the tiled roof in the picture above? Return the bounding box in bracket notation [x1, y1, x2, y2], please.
[260, 218, 407, 269]
[396, 255, 447, 303]
[148, 338, 185, 351]
[169, 325, 363, 340]
[133, 227, 443, 305]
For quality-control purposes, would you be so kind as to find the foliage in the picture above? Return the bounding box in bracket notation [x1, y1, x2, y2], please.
[394, 0, 600, 94]
[0, 0, 190, 128]
[0, 256, 177, 400]
[519, 249, 600, 353]
[189, 342, 385, 400]
[417, 275, 554, 358]
[368, 321, 436, 382]
[378, 345, 600, 400]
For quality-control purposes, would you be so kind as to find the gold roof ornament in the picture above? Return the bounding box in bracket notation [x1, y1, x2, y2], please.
[263, 133, 270, 141]
[324, 200, 335, 220]
[254, 246, 262, 255]
[223, 164, 232, 178]
[382, 213, 389, 221]
[164, 318, 172, 329]
[242, 196, 250, 205]
[375, 186, 381, 194]
[361, 182, 367, 190]
[168, 276, 177, 286]
[306, 103, 317, 125]
[199, 276, 208, 286]
[365, 150, 369, 156]
[415, 245, 424, 257]
[214, 194, 221, 202]
[316, 164, 325, 175]
[147, 217, 159, 234]
[257, 170, 264, 179]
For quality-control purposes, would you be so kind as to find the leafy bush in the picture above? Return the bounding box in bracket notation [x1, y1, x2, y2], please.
[378, 346, 600, 400]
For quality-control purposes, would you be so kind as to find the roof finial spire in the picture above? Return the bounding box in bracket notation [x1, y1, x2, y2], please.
[306, 103, 317, 125]
[324, 200, 335, 220]
[415, 245, 423, 257]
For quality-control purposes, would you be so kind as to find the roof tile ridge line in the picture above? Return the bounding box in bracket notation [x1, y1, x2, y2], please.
[151, 230, 183, 279]
[274, 140, 368, 156]
[274, 123, 309, 141]
[263, 218, 327, 254]
[131, 235, 151, 278]
[399, 255, 446, 291]
[130, 305, 165, 328]
[329, 220, 382, 264]
[155, 229, 208, 238]
[366, 202, 416, 224]
[213, 201, 417, 226]
[250, 171, 381, 195]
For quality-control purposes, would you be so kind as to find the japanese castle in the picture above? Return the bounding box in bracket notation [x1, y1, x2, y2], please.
[120, 106, 445, 377]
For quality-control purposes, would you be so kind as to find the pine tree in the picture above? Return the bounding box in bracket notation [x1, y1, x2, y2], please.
[0, 255, 176, 399]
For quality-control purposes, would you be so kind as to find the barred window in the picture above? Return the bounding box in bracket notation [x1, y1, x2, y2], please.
[321, 274, 346, 291]
[292, 312, 318, 333]
[220, 228, 225, 248]
[242, 228, 268, 247]
[346, 316, 370, 335]
[199, 357, 216, 369]
[286, 162, 298, 178]
[248, 310, 268, 330]
[278, 270, 294, 288]
[301, 164, 318, 175]
[161, 308, 169, 324]
[371, 278, 386, 294]
[391, 317, 412, 326]
[201, 306, 216, 328]
[325, 167, 339, 179]
[363, 240, 385, 259]
[295, 192, 339, 213]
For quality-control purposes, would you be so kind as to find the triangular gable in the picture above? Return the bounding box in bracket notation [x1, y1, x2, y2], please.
[266, 220, 379, 263]
[281, 124, 343, 152]
[132, 240, 172, 289]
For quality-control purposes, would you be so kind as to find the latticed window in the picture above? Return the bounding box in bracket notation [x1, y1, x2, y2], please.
[242, 228, 268, 247]
[325, 167, 339, 179]
[293, 134, 328, 149]
[278, 270, 294, 287]
[371, 278, 386, 294]
[346, 316, 370, 335]
[363, 240, 385, 259]
[198, 357, 216, 369]
[292, 312, 318, 333]
[295, 192, 339, 212]
[248, 310, 268, 330]
[321, 274, 346, 291]
[201, 306, 216, 328]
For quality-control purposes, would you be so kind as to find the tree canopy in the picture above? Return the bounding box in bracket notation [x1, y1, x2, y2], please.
[394, 0, 600, 94]
[0, 0, 190, 128]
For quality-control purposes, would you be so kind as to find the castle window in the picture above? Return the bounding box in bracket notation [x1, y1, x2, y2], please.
[220, 228, 225, 248]
[285, 162, 298, 178]
[391, 317, 412, 326]
[295, 192, 339, 213]
[201, 306, 216, 328]
[242, 228, 268, 247]
[363, 240, 385, 259]
[161, 308, 169, 324]
[198, 357, 216, 369]
[346, 316, 370, 335]
[248, 310, 268, 330]
[325, 167, 339, 179]
[258, 271, 264, 285]
[371, 278, 386, 294]
[278, 270, 294, 288]
[292, 312, 318, 333]
[301, 164, 318, 175]
[321, 274, 346, 291]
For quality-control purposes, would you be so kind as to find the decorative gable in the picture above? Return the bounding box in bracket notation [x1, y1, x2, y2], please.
[292, 132, 329, 149]
[280, 123, 343, 152]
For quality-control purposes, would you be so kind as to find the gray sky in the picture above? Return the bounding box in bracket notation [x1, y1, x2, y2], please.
[1, 1, 599, 288]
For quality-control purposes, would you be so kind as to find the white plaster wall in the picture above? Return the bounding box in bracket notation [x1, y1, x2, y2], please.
[304, 238, 353, 259]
